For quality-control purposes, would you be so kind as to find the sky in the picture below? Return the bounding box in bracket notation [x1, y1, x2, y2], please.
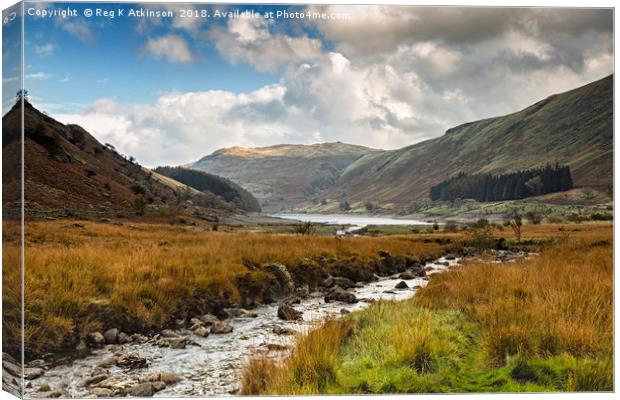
[5, 3, 614, 167]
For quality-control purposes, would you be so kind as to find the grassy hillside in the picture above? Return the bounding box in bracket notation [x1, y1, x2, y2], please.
[333, 75, 612, 207]
[2, 100, 244, 219]
[190, 143, 378, 212]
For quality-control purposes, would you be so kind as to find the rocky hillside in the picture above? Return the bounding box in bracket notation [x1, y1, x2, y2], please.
[2, 100, 250, 219]
[192, 75, 612, 212]
[191, 143, 378, 211]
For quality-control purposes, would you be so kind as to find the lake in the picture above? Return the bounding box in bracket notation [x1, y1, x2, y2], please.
[272, 213, 433, 233]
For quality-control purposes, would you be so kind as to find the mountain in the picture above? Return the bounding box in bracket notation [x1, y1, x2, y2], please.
[191, 75, 612, 212]
[2, 100, 258, 218]
[191, 143, 378, 211]
[332, 74, 612, 207]
[154, 166, 261, 212]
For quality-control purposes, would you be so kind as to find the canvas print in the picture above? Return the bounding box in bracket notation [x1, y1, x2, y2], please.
[1, 2, 614, 398]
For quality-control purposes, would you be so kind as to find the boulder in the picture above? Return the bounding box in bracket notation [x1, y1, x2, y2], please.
[24, 367, 44, 380]
[103, 328, 119, 344]
[151, 381, 166, 392]
[273, 326, 295, 335]
[144, 372, 182, 384]
[277, 305, 303, 321]
[323, 277, 356, 289]
[324, 287, 358, 304]
[211, 321, 233, 334]
[118, 332, 131, 344]
[90, 388, 113, 397]
[194, 327, 209, 337]
[128, 382, 156, 397]
[199, 314, 219, 326]
[395, 281, 409, 289]
[167, 338, 187, 349]
[263, 263, 295, 295]
[160, 329, 180, 338]
[84, 374, 109, 386]
[116, 353, 147, 370]
[86, 332, 105, 348]
[38, 383, 51, 392]
[398, 271, 416, 280]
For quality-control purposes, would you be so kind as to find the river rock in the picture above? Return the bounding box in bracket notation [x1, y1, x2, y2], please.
[86, 332, 105, 348]
[277, 304, 303, 321]
[445, 254, 456, 260]
[398, 271, 416, 280]
[167, 337, 187, 349]
[152, 381, 166, 391]
[323, 276, 356, 289]
[263, 263, 295, 295]
[90, 387, 113, 397]
[144, 372, 182, 384]
[103, 328, 119, 344]
[160, 329, 180, 338]
[131, 333, 148, 343]
[273, 326, 295, 335]
[324, 287, 358, 304]
[24, 367, 44, 380]
[340, 308, 351, 314]
[211, 321, 233, 334]
[118, 332, 130, 344]
[174, 319, 186, 328]
[424, 266, 434, 272]
[225, 308, 258, 318]
[395, 281, 409, 289]
[128, 382, 157, 397]
[199, 314, 219, 325]
[97, 356, 118, 368]
[38, 383, 51, 392]
[194, 326, 210, 337]
[84, 374, 109, 386]
[3, 360, 22, 377]
[116, 353, 147, 370]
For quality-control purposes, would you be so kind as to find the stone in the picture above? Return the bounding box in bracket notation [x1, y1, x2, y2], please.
[160, 329, 180, 338]
[3, 360, 22, 377]
[103, 328, 119, 344]
[340, 308, 351, 314]
[211, 321, 233, 334]
[324, 287, 358, 304]
[277, 304, 303, 321]
[194, 327, 209, 337]
[97, 357, 118, 368]
[118, 332, 130, 344]
[190, 318, 204, 327]
[116, 353, 147, 370]
[144, 372, 182, 384]
[84, 374, 109, 386]
[263, 263, 295, 295]
[128, 382, 155, 397]
[395, 281, 409, 289]
[273, 326, 295, 335]
[131, 333, 148, 343]
[167, 338, 187, 349]
[398, 271, 416, 280]
[199, 314, 219, 325]
[24, 367, 45, 380]
[90, 387, 113, 397]
[86, 332, 105, 348]
[151, 381, 166, 392]
[38, 383, 51, 392]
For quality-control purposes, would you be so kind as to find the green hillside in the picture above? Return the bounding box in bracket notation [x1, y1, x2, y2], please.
[154, 166, 261, 212]
[332, 74, 612, 207]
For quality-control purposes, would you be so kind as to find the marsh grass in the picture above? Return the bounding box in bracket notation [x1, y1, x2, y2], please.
[242, 225, 613, 393]
[3, 219, 451, 359]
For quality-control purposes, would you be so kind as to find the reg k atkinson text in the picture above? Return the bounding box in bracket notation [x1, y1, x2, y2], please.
[27, 6, 347, 20]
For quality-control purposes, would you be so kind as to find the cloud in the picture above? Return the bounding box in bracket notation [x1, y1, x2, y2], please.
[26, 72, 52, 80]
[207, 17, 323, 72]
[61, 21, 95, 43]
[143, 34, 193, 63]
[34, 43, 55, 56]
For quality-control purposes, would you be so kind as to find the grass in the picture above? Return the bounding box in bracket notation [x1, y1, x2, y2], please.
[3, 219, 454, 359]
[242, 224, 613, 393]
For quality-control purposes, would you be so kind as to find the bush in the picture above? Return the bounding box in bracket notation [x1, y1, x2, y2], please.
[443, 221, 458, 232]
[339, 200, 351, 212]
[526, 211, 543, 225]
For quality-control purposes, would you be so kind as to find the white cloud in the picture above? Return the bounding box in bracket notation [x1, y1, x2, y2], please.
[143, 34, 193, 64]
[207, 17, 323, 72]
[34, 43, 55, 56]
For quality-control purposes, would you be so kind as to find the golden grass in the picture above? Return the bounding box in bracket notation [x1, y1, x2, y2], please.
[241, 224, 613, 394]
[3, 219, 451, 358]
[416, 229, 613, 363]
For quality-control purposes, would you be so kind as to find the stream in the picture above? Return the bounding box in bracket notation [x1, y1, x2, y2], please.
[22, 256, 459, 398]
